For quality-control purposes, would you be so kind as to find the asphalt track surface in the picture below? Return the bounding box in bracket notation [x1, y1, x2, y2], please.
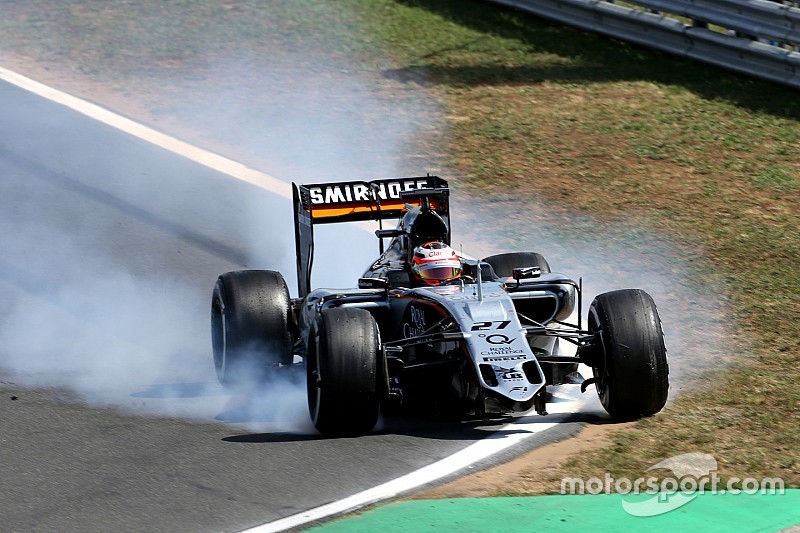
[0, 78, 596, 532]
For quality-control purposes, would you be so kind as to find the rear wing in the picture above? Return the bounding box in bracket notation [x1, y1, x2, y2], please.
[293, 176, 449, 297]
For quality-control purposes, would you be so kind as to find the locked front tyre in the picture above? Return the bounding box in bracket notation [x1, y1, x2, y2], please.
[307, 307, 380, 436]
[588, 289, 669, 419]
[211, 270, 294, 389]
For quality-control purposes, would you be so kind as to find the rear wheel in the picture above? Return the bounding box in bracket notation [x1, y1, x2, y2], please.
[307, 307, 380, 436]
[211, 270, 293, 389]
[483, 252, 551, 278]
[589, 289, 669, 419]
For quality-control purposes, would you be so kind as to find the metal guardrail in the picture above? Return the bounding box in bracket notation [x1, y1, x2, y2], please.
[627, 0, 800, 44]
[488, 0, 800, 89]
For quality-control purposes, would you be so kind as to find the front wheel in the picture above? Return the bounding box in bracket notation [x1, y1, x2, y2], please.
[589, 289, 669, 419]
[307, 307, 380, 436]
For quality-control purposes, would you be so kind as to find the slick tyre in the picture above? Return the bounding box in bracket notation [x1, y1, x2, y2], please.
[589, 289, 669, 419]
[307, 307, 380, 436]
[211, 270, 293, 389]
[483, 252, 551, 278]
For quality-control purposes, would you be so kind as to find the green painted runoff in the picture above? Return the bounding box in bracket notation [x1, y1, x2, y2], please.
[310, 490, 800, 532]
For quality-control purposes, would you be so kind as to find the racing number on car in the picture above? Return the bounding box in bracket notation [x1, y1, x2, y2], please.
[471, 320, 511, 331]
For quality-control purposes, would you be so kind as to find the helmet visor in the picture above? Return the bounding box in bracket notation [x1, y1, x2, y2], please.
[415, 265, 461, 281]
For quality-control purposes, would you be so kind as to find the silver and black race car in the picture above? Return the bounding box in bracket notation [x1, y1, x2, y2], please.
[211, 176, 669, 436]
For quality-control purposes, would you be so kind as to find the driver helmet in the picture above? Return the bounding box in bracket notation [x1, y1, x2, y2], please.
[411, 241, 462, 285]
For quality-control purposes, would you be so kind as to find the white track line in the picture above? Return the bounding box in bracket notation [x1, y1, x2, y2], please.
[0, 65, 292, 200]
[0, 66, 590, 532]
[244, 398, 585, 533]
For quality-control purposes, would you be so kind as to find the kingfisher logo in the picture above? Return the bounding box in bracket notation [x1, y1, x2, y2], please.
[307, 178, 430, 205]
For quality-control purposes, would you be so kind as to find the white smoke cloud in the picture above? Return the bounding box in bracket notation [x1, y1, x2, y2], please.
[0, 6, 445, 434]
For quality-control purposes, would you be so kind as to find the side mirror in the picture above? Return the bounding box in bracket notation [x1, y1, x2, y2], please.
[512, 266, 542, 280]
[375, 229, 402, 238]
[358, 277, 390, 290]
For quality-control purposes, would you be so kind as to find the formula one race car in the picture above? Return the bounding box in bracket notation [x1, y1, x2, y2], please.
[211, 176, 669, 436]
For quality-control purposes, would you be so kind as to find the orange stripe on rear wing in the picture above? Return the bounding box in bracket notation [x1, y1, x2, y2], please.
[298, 176, 449, 224]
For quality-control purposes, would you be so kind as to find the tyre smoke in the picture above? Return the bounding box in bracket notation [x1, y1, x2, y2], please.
[0, 5, 443, 434]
